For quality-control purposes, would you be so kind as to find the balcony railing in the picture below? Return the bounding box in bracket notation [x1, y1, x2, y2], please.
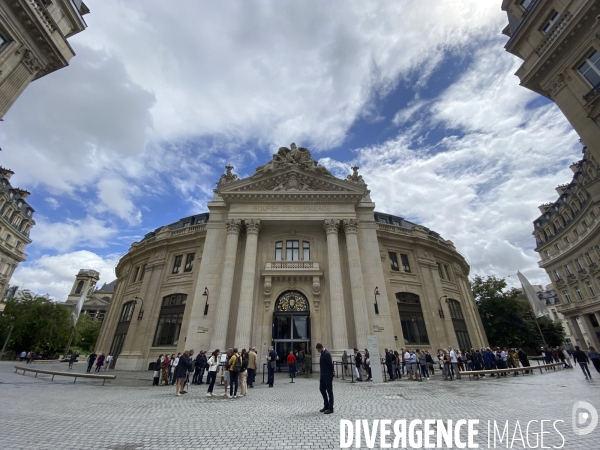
[534, 12, 573, 57]
[265, 261, 319, 270]
[583, 82, 600, 103]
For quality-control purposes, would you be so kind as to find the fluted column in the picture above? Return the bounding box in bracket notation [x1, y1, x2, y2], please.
[342, 219, 369, 349]
[234, 219, 261, 347]
[210, 219, 242, 350]
[324, 219, 348, 352]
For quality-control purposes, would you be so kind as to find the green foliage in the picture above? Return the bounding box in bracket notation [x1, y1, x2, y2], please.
[472, 275, 564, 349]
[0, 294, 72, 356]
[74, 313, 101, 352]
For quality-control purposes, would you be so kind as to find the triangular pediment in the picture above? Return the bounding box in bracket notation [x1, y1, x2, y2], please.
[214, 144, 370, 204]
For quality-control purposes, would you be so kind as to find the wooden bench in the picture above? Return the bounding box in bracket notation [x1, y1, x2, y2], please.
[14, 365, 116, 385]
[32, 360, 61, 364]
[460, 362, 564, 380]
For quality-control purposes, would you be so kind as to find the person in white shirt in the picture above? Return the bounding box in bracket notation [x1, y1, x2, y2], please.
[104, 354, 113, 371]
[404, 350, 412, 380]
[410, 351, 421, 381]
[205, 349, 221, 396]
[171, 353, 180, 385]
[448, 348, 461, 379]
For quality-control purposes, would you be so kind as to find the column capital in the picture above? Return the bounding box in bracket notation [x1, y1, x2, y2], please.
[323, 219, 340, 235]
[225, 219, 242, 234]
[342, 219, 359, 234]
[244, 218, 261, 235]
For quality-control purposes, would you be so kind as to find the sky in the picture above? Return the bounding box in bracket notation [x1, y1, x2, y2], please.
[2, 0, 580, 300]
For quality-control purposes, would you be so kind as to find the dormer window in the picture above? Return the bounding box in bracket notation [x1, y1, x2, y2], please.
[520, 0, 533, 9]
[578, 50, 600, 88]
[542, 11, 559, 34]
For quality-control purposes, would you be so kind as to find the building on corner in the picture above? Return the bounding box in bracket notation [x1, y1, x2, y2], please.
[95, 145, 488, 371]
[64, 269, 115, 323]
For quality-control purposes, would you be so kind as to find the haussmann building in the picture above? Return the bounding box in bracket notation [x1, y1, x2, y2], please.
[96, 145, 488, 371]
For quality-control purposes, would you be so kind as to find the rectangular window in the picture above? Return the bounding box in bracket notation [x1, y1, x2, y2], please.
[553, 269, 562, 281]
[575, 258, 584, 271]
[286, 240, 299, 260]
[565, 264, 573, 276]
[574, 229, 579, 237]
[132, 266, 140, 282]
[555, 244, 561, 252]
[139, 264, 146, 281]
[586, 281, 596, 297]
[377, 217, 389, 224]
[583, 220, 588, 228]
[562, 290, 571, 303]
[578, 50, 600, 87]
[590, 314, 600, 328]
[401, 254, 411, 273]
[596, 244, 600, 257]
[437, 263, 445, 279]
[303, 241, 310, 261]
[585, 252, 594, 265]
[389, 252, 399, 271]
[153, 313, 184, 346]
[520, 0, 533, 8]
[542, 11, 559, 34]
[552, 309, 559, 320]
[275, 241, 283, 261]
[119, 302, 135, 322]
[545, 250, 551, 257]
[400, 313, 429, 345]
[575, 286, 584, 301]
[444, 264, 451, 281]
[172, 255, 183, 274]
[184, 253, 195, 272]
[564, 236, 570, 244]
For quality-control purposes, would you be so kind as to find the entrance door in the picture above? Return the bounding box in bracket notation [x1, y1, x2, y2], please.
[272, 291, 310, 368]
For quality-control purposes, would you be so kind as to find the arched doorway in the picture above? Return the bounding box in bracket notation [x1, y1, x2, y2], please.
[272, 290, 310, 367]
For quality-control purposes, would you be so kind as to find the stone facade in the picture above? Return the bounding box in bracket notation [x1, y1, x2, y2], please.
[0, 0, 89, 120]
[63, 269, 115, 323]
[96, 146, 488, 371]
[502, 0, 600, 163]
[0, 167, 35, 305]
[533, 146, 600, 350]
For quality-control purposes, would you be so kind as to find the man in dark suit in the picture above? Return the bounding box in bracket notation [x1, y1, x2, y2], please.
[316, 343, 334, 414]
[267, 346, 278, 387]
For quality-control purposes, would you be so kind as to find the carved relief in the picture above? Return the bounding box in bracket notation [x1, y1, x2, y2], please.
[275, 290, 309, 312]
[225, 219, 242, 233]
[323, 219, 340, 234]
[22, 50, 42, 75]
[216, 164, 239, 188]
[547, 73, 567, 98]
[244, 218, 262, 234]
[312, 280, 321, 295]
[253, 143, 333, 178]
[342, 218, 359, 234]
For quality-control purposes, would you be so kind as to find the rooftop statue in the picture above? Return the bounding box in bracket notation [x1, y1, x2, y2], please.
[252, 143, 333, 178]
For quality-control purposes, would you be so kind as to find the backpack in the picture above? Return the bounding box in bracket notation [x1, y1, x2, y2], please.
[232, 355, 242, 372]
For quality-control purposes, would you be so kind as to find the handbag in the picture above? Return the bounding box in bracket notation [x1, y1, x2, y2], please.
[153, 370, 159, 378]
[269, 361, 276, 369]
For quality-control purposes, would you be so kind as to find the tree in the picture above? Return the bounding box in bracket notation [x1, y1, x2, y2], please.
[538, 316, 566, 347]
[0, 294, 72, 357]
[73, 313, 101, 353]
[472, 275, 555, 350]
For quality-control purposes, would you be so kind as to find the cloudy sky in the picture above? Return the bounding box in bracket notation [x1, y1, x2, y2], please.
[2, 0, 580, 300]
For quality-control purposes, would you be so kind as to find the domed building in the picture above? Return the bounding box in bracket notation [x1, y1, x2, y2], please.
[96, 145, 487, 371]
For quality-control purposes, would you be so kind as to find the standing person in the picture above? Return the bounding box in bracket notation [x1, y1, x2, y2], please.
[95, 353, 105, 372]
[247, 347, 257, 388]
[68, 352, 77, 369]
[19, 351, 26, 362]
[449, 347, 461, 379]
[517, 348, 530, 374]
[161, 355, 170, 385]
[425, 351, 435, 376]
[404, 349, 413, 380]
[104, 354, 113, 371]
[587, 346, 600, 373]
[153, 354, 162, 386]
[304, 349, 312, 377]
[228, 348, 241, 398]
[316, 343, 334, 414]
[267, 346, 278, 387]
[239, 350, 249, 396]
[342, 350, 351, 378]
[287, 350, 296, 379]
[418, 349, 429, 380]
[193, 352, 203, 384]
[562, 347, 573, 368]
[86, 352, 97, 373]
[205, 349, 220, 397]
[175, 350, 193, 397]
[171, 353, 181, 385]
[223, 349, 232, 396]
[572, 346, 592, 380]
[364, 349, 372, 381]
[385, 349, 394, 381]
[354, 349, 363, 381]
[394, 351, 402, 380]
[297, 347, 305, 376]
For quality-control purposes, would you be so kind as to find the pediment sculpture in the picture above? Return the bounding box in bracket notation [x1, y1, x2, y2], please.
[252, 143, 333, 178]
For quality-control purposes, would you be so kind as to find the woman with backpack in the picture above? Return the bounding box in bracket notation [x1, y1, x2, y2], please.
[239, 350, 249, 396]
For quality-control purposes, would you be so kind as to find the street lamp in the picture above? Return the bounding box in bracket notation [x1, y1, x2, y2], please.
[134, 296, 144, 320]
[438, 295, 447, 318]
[203, 287, 209, 315]
[374, 286, 380, 314]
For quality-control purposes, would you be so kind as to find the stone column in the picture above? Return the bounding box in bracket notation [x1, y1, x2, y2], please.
[210, 219, 242, 350]
[324, 219, 348, 353]
[342, 219, 369, 349]
[234, 219, 261, 347]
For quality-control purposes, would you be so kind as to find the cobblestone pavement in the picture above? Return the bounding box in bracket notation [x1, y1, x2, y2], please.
[0, 361, 598, 449]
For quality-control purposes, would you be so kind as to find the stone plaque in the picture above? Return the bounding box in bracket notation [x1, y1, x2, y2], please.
[367, 335, 384, 383]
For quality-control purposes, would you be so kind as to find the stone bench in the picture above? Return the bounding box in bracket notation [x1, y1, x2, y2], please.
[459, 362, 564, 380]
[14, 365, 116, 385]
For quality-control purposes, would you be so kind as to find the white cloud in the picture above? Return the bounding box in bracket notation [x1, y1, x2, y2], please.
[95, 178, 142, 225]
[11, 251, 120, 301]
[31, 216, 119, 252]
[45, 197, 59, 210]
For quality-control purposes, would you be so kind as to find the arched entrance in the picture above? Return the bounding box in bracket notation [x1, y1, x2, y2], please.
[272, 290, 310, 366]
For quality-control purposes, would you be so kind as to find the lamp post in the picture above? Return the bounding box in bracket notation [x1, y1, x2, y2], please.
[438, 295, 447, 318]
[203, 287, 209, 315]
[374, 286, 380, 314]
[134, 296, 144, 320]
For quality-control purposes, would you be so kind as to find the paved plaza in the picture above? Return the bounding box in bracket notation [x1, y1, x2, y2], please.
[0, 361, 598, 449]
